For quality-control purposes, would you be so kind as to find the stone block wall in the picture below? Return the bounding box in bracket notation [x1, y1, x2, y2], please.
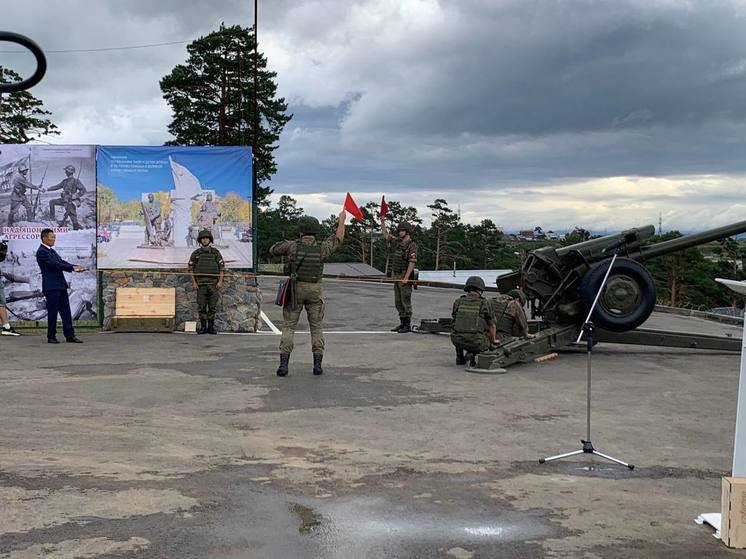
[101, 271, 262, 332]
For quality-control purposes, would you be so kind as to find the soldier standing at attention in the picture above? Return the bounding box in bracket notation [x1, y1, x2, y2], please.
[451, 276, 497, 367]
[381, 220, 417, 333]
[491, 288, 533, 341]
[188, 229, 224, 335]
[48, 165, 86, 230]
[7, 162, 43, 226]
[270, 210, 346, 377]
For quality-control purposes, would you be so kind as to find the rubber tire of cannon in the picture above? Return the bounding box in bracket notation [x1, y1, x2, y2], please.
[580, 257, 656, 332]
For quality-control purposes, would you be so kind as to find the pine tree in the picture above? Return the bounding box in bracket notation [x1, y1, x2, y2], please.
[160, 24, 292, 204]
[0, 67, 60, 143]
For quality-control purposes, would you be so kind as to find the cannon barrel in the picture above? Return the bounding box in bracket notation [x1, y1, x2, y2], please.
[639, 220, 746, 261]
[555, 225, 656, 261]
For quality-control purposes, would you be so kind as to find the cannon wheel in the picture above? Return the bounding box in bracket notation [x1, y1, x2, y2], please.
[580, 257, 656, 332]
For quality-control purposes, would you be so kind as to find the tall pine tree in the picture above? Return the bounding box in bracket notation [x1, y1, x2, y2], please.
[160, 24, 292, 204]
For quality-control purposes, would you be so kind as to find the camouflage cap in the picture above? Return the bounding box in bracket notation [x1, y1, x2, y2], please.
[18, 162, 29, 172]
[64, 165, 75, 173]
[197, 229, 214, 242]
[508, 288, 527, 305]
[465, 276, 486, 292]
[298, 216, 320, 235]
[396, 221, 413, 234]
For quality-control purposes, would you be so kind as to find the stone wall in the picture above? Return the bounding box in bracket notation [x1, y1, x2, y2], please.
[101, 271, 262, 332]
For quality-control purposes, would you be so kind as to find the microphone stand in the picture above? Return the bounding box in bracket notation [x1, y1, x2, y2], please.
[539, 247, 635, 470]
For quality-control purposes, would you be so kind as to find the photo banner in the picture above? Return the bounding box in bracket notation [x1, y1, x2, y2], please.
[0, 144, 97, 321]
[96, 146, 253, 269]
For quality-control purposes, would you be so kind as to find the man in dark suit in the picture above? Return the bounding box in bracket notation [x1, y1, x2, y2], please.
[36, 229, 85, 343]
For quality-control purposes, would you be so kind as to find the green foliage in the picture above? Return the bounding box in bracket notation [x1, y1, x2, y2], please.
[644, 232, 746, 309]
[0, 67, 60, 143]
[256, 195, 305, 259]
[561, 227, 592, 245]
[160, 24, 292, 205]
[259, 195, 744, 311]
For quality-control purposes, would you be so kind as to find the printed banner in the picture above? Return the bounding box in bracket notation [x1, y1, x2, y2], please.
[0, 145, 97, 321]
[96, 146, 253, 269]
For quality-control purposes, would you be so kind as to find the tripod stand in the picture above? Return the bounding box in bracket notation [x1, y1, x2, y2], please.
[539, 251, 635, 470]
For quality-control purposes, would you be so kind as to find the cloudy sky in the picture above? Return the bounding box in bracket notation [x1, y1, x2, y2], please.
[3, 0, 746, 232]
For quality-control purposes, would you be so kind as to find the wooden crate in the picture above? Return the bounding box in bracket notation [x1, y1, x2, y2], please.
[110, 317, 175, 333]
[115, 288, 175, 318]
[722, 477, 746, 548]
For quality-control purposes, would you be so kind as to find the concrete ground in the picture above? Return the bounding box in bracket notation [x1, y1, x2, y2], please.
[1, 277, 745, 558]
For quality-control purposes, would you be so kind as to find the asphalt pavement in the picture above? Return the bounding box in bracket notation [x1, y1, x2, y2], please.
[1, 278, 745, 558]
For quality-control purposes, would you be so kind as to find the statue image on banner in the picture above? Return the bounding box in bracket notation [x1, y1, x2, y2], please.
[96, 146, 253, 269]
[0, 144, 97, 321]
[141, 193, 164, 247]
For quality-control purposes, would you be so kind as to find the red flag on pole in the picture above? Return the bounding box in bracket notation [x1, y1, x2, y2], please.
[380, 195, 389, 219]
[344, 192, 365, 221]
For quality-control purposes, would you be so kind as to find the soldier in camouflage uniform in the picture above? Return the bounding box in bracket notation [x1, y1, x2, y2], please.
[381, 220, 417, 333]
[451, 276, 497, 366]
[490, 288, 531, 341]
[48, 165, 86, 230]
[270, 210, 346, 377]
[7, 162, 43, 226]
[188, 229, 225, 335]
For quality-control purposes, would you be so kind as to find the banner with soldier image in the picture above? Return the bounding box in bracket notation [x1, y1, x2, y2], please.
[0, 145, 97, 321]
[96, 146, 253, 269]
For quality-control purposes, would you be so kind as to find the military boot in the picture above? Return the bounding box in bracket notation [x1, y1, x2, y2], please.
[466, 352, 477, 367]
[312, 353, 323, 376]
[207, 319, 217, 335]
[456, 348, 466, 365]
[397, 317, 412, 333]
[277, 353, 290, 377]
[390, 320, 403, 332]
[197, 319, 207, 334]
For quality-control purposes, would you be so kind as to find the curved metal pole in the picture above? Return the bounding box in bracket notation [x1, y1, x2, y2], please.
[0, 31, 47, 93]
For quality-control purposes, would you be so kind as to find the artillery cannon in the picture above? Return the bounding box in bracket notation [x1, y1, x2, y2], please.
[419, 220, 746, 372]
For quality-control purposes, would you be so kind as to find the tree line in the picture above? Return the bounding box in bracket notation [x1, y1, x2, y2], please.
[258, 194, 746, 311]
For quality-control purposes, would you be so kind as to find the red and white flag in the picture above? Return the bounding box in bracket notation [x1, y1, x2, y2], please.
[380, 195, 389, 219]
[343, 192, 365, 221]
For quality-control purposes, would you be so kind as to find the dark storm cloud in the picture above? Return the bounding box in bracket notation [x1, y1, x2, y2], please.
[267, 0, 746, 194]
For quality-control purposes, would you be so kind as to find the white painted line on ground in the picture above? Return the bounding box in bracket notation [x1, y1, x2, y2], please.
[260, 310, 282, 334]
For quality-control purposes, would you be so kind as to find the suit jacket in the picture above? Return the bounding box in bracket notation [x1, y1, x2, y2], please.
[36, 244, 74, 291]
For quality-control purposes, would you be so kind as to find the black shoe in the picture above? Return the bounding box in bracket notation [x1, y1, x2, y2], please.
[207, 319, 217, 335]
[466, 353, 477, 367]
[397, 317, 412, 333]
[197, 319, 207, 334]
[276, 352, 290, 377]
[456, 348, 466, 365]
[66, 336, 83, 343]
[47, 338, 60, 344]
[1, 326, 20, 336]
[312, 353, 323, 376]
[390, 321, 403, 332]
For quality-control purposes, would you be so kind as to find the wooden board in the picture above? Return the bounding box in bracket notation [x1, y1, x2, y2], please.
[722, 477, 746, 548]
[115, 288, 175, 318]
[111, 317, 175, 333]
